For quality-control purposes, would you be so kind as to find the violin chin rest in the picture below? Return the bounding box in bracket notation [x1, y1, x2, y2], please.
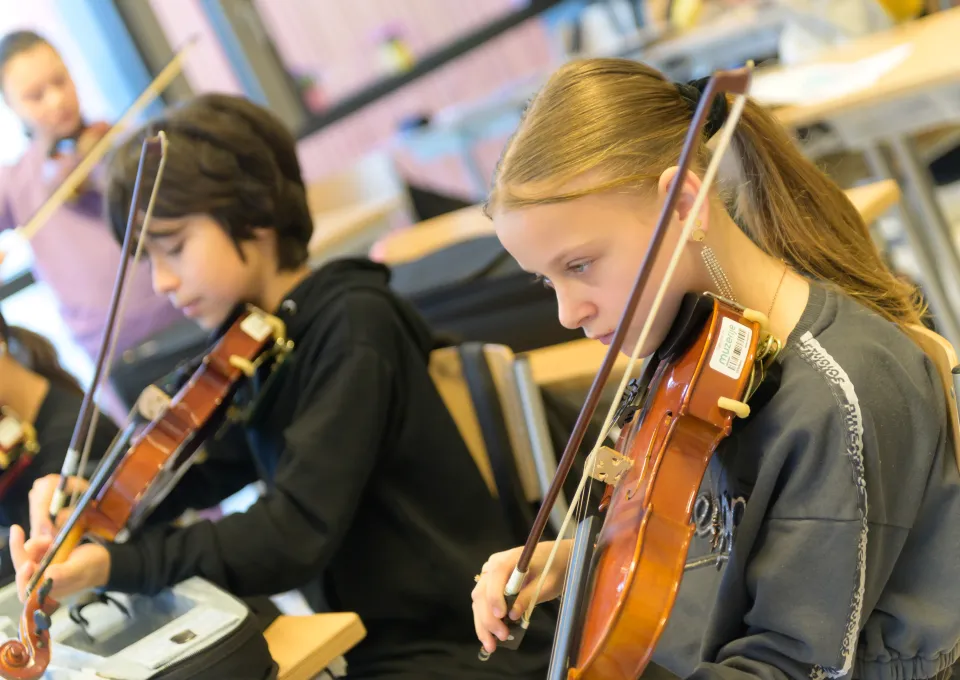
[657, 293, 714, 363]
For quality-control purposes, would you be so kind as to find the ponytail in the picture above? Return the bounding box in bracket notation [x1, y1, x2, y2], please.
[720, 98, 926, 327]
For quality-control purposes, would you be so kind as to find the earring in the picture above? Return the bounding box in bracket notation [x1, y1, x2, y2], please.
[693, 221, 737, 302]
[691, 220, 706, 243]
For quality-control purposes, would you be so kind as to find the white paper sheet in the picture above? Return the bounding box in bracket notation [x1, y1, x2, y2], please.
[750, 43, 914, 106]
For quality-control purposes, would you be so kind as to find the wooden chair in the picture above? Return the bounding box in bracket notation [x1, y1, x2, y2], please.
[264, 612, 365, 680]
[429, 343, 573, 541]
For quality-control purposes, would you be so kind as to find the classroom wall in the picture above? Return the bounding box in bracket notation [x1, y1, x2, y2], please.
[149, 0, 558, 197]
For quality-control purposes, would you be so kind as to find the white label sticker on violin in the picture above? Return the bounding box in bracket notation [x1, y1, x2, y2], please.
[0, 418, 22, 449]
[709, 317, 752, 380]
[240, 312, 273, 342]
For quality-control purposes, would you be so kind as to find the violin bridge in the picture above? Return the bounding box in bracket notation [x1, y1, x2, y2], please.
[588, 446, 633, 485]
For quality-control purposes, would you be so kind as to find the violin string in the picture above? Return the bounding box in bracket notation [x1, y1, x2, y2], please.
[70, 132, 170, 507]
[522, 85, 751, 626]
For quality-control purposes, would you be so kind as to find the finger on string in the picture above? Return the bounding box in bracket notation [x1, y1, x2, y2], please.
[23, 536, 52, 563]
[55, 507, 73, 531]
[8, 525, 26, 568]
[29, 477, 58, 539]
[43, 565, 73, 602]
[16, 560, 35, 603]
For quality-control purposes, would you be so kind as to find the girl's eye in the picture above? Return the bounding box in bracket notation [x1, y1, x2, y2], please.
[166, 242, 184, 257]
[567, 260, 592, 275]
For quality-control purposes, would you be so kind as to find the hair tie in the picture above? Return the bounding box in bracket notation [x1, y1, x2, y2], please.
[675, 77, 729, 139]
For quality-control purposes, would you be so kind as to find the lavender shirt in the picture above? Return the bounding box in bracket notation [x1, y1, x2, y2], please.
[0, 141, 183, 360]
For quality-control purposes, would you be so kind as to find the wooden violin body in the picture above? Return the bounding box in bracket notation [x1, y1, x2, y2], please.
[570, 294, 773, 680]
[84, 306, 290, 542]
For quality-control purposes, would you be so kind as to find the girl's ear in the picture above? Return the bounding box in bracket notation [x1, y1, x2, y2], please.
[657, 166, 709, 240]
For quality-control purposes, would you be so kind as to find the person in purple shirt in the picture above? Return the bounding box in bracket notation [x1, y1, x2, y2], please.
[0, 30, 202, 422]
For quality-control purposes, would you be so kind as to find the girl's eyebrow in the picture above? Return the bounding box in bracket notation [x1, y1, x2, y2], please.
[547, 238, 602, 269]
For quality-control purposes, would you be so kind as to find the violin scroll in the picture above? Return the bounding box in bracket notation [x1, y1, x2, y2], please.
[0, 578, 57, 680]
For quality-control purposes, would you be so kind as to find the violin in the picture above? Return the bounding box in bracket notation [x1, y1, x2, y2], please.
[42, 121, 111, 204]
[0, 133, 293, 679]
[479, 65, 778, 679]
[46, 120, 111, 160]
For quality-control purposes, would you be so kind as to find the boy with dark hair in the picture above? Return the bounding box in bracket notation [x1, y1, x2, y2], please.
[10, 93, 554, 679]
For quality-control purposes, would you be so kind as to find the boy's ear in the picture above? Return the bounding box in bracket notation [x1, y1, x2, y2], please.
[251, 226, 273, 242]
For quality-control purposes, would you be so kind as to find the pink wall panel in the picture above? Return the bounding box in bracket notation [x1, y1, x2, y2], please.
[149, 0, 245, 96]
[147, 1, 556, 195]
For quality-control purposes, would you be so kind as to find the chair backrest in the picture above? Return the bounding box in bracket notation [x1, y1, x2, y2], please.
[905, 323, 960, 472]
[428, 343, 571, 541]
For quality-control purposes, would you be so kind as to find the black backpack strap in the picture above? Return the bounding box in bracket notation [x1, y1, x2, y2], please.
[457, 343, 534, 544]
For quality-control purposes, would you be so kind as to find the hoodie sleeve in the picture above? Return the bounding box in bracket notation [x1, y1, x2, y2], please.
[104, 342, 394, 595]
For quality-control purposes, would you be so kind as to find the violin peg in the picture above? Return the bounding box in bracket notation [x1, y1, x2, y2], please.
[228, 356, 257, 378]
[33, 610, 51, 634]
[741, 309, 769, 331]
[37, 578, 52, 605]
[718, 397, 750, 419]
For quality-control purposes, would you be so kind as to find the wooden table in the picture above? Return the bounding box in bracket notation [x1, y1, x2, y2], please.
[770, 9, 960, 130]
[759, 7, 960, 348]
[307, 196, 403, 265]
[376, 182, 901, 267]
[265, 612, 366, 680]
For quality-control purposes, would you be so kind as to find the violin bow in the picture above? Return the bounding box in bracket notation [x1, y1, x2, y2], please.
[0, 134, 168, 680]
[15, 37, 196, 242]
[48, 132, 170, 528]
[483, 63, 754, 658]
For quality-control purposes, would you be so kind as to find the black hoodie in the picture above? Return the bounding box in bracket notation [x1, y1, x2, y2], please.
[104, 259, 555, 679]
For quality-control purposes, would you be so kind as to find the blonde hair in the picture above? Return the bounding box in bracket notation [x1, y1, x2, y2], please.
[486, 58, 926, 328]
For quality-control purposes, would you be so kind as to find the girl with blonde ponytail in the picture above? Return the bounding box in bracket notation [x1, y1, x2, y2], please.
[472, 58, 960, 680]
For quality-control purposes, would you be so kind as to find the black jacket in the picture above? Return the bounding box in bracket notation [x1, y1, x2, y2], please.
[0, 384, 117, 582]
[105, 259, 554, 679]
